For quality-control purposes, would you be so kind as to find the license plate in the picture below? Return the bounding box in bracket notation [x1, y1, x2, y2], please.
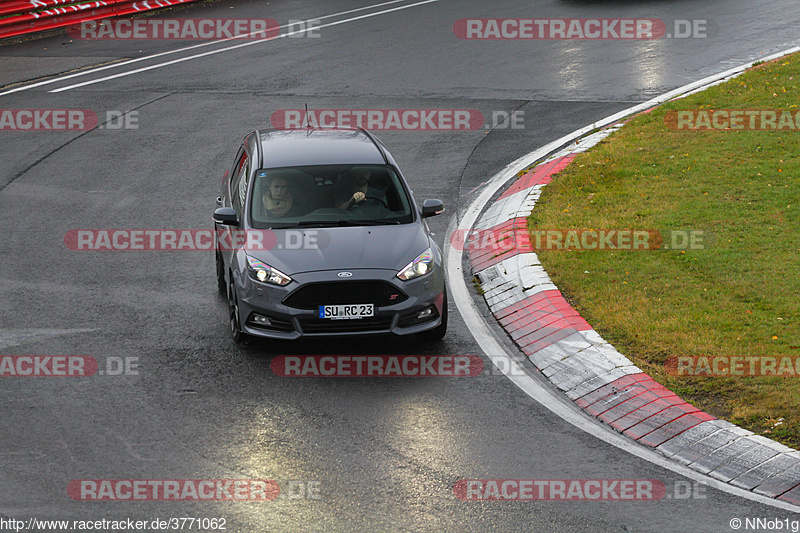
[319, 304, 374, 320]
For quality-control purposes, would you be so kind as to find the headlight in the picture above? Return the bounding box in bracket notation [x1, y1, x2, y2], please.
[246, 256, 292, 286]
[397, 248, 433, 281]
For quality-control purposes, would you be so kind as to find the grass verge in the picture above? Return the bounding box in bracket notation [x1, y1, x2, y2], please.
[528, 52, 800, 448]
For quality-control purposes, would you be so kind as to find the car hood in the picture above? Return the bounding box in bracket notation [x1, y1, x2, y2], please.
[249, 224, 432, 275]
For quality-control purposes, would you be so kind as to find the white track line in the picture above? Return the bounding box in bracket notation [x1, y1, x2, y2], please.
[445, 45, 800, 512]
[0, 0, 437, 96]
[49, 0, 440, 92]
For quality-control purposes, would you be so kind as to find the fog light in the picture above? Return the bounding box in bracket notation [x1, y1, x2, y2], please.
[253, 314, 272, 326]
[417, 307, 434, 319]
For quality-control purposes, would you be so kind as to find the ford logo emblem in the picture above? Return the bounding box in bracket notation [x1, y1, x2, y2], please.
[337, 272, 353, 278]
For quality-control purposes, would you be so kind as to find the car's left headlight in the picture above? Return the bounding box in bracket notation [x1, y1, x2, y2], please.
[397, 248, 433, 281]
[247, 255, 292, 286]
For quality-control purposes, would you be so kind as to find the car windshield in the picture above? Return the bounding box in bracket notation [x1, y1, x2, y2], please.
[250, 164, 415, 228]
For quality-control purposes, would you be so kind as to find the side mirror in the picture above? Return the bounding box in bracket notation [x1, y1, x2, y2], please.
[213, 207, 239, 226]
[421, 199, 445, 218]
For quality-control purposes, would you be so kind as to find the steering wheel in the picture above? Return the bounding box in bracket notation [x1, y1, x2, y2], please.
[348, 193, 389, 210]
[364, 193, 389, 209]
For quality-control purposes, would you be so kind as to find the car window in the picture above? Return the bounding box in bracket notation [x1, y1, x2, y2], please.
[228, 150, 245, 200]
[250, 164, 415, 228]
[232, 153, 250, 216]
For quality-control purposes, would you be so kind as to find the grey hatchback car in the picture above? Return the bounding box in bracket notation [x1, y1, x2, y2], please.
[213, 128, 447, 342]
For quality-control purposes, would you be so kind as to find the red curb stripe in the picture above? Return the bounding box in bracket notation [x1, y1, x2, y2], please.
[510, 315, 564, 340]
[517, 325, 563, 346]
[624, 403, 702, 440]
[610, 396, 686, 433]
[502, 311, 547, 330]
[551, 299, 576, 313]
[472, 250, 520, 271]
[598, 391, 665, 425]
[531, 295, 562, 311]
[598, 388, 678, 425]
[501, 307, 557, 329]
[471, 252, 515, 272]
[494, 290, 561, 320]
[499, 304, 557, 327]
[549, 315, 592, 332]
[505, 311, 587, 342]
[536, 294, 591, 329]
[521, 327, 580, 354]
[583, 383, 655, 417]
[472, 217, 528, 239]
[527, 312, 576, 334]
[498, 155, 576, 199]
[506, 308, 583, 333]
[542, 292, 573, 304]
[574, 373, 651, 409]
[468, 218, 529, 271]
[514, 311, 592, 339]
[517, 320, 577, 346]
[638, 412, 716, 448]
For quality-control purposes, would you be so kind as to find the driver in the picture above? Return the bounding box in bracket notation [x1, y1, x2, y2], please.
[334, 167, 386, 210]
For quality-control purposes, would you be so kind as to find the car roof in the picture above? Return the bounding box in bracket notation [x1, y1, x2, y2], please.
[255, 128, 390, 168]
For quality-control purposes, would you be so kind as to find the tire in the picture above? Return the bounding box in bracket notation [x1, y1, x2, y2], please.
[419, 290, 448, 342]
[228, 278, 249, 344]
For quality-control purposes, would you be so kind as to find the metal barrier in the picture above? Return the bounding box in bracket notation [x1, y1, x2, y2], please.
[0, 0, 204, 41]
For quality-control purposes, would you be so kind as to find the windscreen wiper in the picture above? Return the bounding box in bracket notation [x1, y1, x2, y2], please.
[295, 219, 401, 227]
[296, 219, 355, 227]
[359, 220, 401, 225]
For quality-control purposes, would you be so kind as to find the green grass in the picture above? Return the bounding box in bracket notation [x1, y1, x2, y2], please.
[527, 53, 800, 447]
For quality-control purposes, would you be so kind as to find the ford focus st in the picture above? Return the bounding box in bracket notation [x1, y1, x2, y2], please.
[213, 128, 447, 342]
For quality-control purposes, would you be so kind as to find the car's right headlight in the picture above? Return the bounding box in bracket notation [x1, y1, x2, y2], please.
[246, 255, 292, 286]
[397, 248, 433, 281]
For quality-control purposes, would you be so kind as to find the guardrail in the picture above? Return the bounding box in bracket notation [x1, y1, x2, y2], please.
[0, 0, 204, 41]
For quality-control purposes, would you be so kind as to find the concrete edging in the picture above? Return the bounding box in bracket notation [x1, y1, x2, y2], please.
[467, 51, 800, 507]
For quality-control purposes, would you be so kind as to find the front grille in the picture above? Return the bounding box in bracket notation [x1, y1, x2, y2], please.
[283, 281, 408, 310]
[299, 316, 394, 334]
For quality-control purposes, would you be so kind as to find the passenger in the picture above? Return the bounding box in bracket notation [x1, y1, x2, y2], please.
[261, 176, 297, 218]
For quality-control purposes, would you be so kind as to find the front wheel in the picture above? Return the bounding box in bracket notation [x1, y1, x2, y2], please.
[419, 290, 448, 342]
[228, 278, 248, 344]
[215, 251, 226, 294]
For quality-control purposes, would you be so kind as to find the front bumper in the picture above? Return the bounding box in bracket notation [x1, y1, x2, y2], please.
[235, 267, 445, 340]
